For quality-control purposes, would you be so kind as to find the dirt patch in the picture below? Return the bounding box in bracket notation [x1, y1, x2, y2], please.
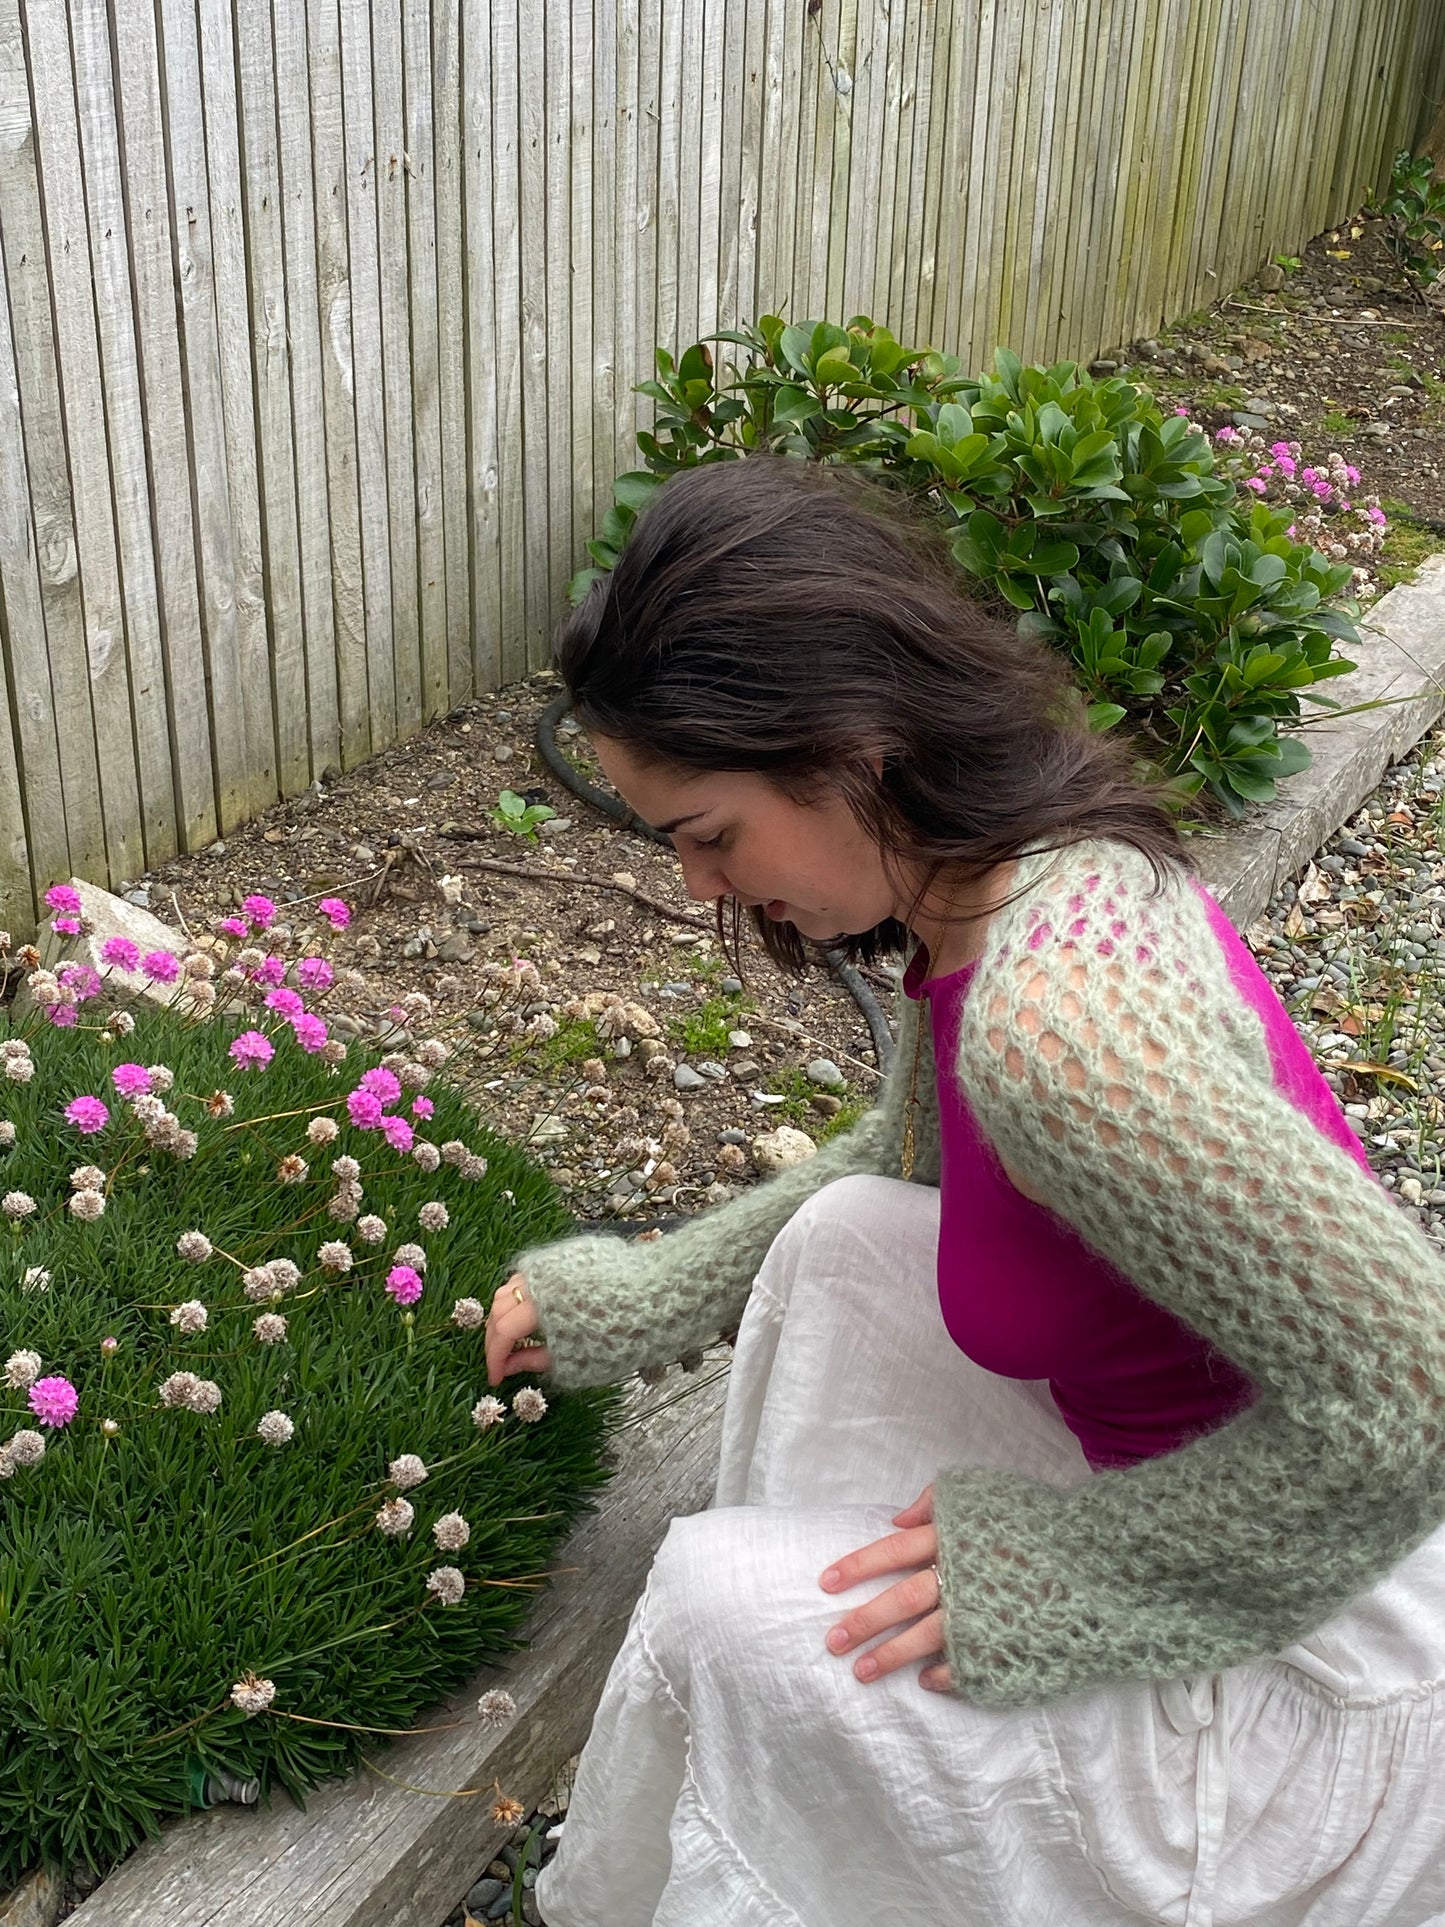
[125, 674, 882, 1230]
[1100, 207, 1445, 562]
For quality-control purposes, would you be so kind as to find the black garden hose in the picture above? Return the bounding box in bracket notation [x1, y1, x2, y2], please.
[533, 691, 900, 1239]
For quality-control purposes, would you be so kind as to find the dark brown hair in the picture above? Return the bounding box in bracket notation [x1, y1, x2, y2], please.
[555, 453, 1196, 981]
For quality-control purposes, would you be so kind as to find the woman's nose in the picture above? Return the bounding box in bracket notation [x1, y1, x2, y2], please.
[677, 855, 728, 904]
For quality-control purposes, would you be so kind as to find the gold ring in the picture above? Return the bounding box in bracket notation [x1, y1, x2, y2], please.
[513, 1284, 526, 1308]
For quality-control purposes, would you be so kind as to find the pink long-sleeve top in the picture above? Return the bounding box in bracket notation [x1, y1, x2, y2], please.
[903, 872, 1382, 1471]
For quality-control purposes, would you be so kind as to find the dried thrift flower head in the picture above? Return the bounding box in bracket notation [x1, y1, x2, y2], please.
[307, 1116, 340, 1146]
[317, 1240, 353, 1274]
[242, 1265, 279, 1303]
[477, 1688, 517, 1727]
[205, 1089, 235, 1119]
[0, 1121, 14, 1147]
[276, 1154, 309, 1185]
[440, 1140, 468, 1167]
[327, 1189, 361, 1224]
[511, 1388, 548, 1424]
[4, 1349, 42, 1390]
[188, 1378, 223, 1416]
[177, 1230, 213, 1263]
[357, 1214, 387, 1245]
[170, 1300, 209, 1336]
[418, 1201, 449, 1232]
[7, 1429, 46, 1467]
[187, 980, 217, 1010]
[3, 1057, 34, 1085]
[320, 1039, 349, 1066]
[21, 1267, 50, 1294]
[412, 1140, 441, 1173]
[491, 1795, 525, 1828]
[415, 1038, 448, 1069]
[268, 1259, 301, 1292]
[257, 1409, 295, 1446]
[146, 1065, 175, 1093]
[392, 1242, 427, 1271]
[3, 1191, 37, 1219]
[425, 1565, 466, 1606]
[110, 1009, 136, 1036]
[375, 1497, 414, 1537]
[172, 1130, 199, 1161]
[331, 1155, 361, 1183]
[459, 1154, 488, 1182]
[70, 1163, 106, 1190]
[432, 1511, 471, 1552]
[471, 1395, 506, 1430]
[183, 951, 215, 979]
[158, 1370, 201, 1409]
[230, 1672, 276, 1716]
[388, 1453, 428, 1491]
[253, 1313, 288, 1345]
[451, 1297, 485, 1331]
[68, 1188, 106, 1222]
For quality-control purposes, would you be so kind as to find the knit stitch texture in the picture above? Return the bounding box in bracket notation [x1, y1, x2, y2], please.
[509, 834, 1445, 1705]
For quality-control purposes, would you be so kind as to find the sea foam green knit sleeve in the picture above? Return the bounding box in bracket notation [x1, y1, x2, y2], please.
[506, 994, 929, 1389]
[932, 839, 1445, 1706]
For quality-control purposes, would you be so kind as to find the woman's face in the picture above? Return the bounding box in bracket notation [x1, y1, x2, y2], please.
[590, 735, 901, 943]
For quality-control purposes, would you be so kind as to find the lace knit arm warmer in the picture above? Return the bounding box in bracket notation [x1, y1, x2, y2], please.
[933, 843, 1445, 1706]
[506, 1035, 918, 1389]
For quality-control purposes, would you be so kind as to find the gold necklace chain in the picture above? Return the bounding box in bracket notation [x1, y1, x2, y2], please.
[900, 874, 961, 1183]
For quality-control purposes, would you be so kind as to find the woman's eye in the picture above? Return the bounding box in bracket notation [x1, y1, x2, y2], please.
[695, 832, 725, 851]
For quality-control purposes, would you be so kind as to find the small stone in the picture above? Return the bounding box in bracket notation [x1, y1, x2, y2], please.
[717, 1127, 749, 1146]
[574, 945, 601, 966]
[428, 771, 457, 789]
[720, 976, 744, 995]
[466, 1877, 509, 1912]
[538, 818, 572, 837]
[810, 1092, 843, 1116]
[1242, 396, 1273, 415]
[125, 889, 151, 909]
[206, 840, 226, 856]
[402, 937, 427, 959]
[1257, 262, 1285, 291]
[493, 744, 514, 763]
[727, 1030, 752, 1049]
[484, 1890, 514, 1921]
[696, 1061, 728, 1080]
[805, 1057, 845, 1088]
[522, 1895, 543, 1926]
[751, 1125, 817, 1173]
[673, 1065, 706, 1090]
[437, 935, 475, 963]
[729, 1059, 762, 1080]
[1230, 411, 1269, 431]
[662, 981, 691, 996]
[486, 1859, 511, 1882]
[1088, 358, 1118, 374]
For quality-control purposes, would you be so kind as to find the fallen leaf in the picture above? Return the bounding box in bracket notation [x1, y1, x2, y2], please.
[1326, 248, 1352, 259]
[263, 828, 285, 843]
[1337, 1059, 1419, 1092]
[1283, 901, 1306, 937]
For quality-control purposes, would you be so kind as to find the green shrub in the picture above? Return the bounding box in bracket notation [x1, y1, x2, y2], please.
[570, 316, 1375, 822]
[1369, 150, 1445, 288]
[0, 910, 619, 1884]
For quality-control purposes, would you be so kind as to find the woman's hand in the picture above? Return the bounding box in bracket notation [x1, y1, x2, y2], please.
[818, 1482, 955, 1694]
[484, 1271, 553, 1386]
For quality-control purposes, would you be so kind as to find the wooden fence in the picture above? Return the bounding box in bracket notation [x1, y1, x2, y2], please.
[1, 0, 1442, 938]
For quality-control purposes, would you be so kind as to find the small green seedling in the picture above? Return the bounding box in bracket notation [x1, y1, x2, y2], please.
[490, 789, 557, 838]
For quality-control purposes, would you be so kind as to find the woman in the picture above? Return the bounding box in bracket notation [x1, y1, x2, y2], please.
[483, 454, 1445, 1926]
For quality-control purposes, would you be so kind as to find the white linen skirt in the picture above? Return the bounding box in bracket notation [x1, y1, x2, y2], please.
[533, 1173, 1445, 1927]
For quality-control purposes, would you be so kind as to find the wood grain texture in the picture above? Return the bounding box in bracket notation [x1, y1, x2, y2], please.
[4, 0, 1444, 936]
[67, 1369, 730, 1927]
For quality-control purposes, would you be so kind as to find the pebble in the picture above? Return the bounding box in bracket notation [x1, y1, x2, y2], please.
[466, 1877, 508, 1912]
[696, 1061, 728, 1080]
[720, 977, 744, 994]
[805, 1057, 846, 1088]
[717, 1128, 749, 1145]
[727, 1030, 752, 1049]
[494, 744, 515, 763]
[673, 1065, 706, 1090]
[729, 1059, 762, 1080]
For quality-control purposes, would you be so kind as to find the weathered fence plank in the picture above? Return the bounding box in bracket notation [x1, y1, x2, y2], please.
[2, 0, 1442, 936]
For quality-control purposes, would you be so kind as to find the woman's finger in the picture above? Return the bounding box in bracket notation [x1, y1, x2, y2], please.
[824, 1565, 939, 1659]
[498, 1343, 552, 1381]
[844, 1609, 948, 1684]
[889, 1481, 935, 1527]
[818, 1522, 935, 1593]
[918, 1661, 955, 1693]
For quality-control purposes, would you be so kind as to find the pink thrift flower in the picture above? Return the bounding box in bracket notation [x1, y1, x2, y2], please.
[64, 1095, 109, 1134]
[347, 1088, 385, 1129]
[1369, 506, 1387, 527]
[1244, 477, 1267, 493]
[1345, 464, 1361, 486]
[29, 1375, 78, 1427]
[99, 936, 141, 972]
[142, 950, 180, 983]
[58, 963, 102, 1002]
[248, 956, 286, 987]
[47, 1004, 77, 1027]
[265, 987, 305, 1019]
[242, 894, 277, 930]
[359, 1067, 402, 1106]
[318, 897, 351, 930]
[296, 957, 333, 990]
[1214, 426, 1239, 442]
[381, 1114, 415, 1153]
[385, 1265, 424, 1307]
[216, 916, 249, 939]
[112, 1063, 152, 1097]
[229, 1031, 275, 1071]
[45, 884, 82, 915]
[291, 1013, 329, 1053]
[412, 1096, 434, 1120]
[1287, 523, 1298, 539]
[52, 916, 81, 937]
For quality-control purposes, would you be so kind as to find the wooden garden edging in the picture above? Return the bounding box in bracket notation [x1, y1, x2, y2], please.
[67, 554, 1445, 1927]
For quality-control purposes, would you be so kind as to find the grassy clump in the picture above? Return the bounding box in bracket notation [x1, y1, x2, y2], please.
[0, 952, 620, 1886]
